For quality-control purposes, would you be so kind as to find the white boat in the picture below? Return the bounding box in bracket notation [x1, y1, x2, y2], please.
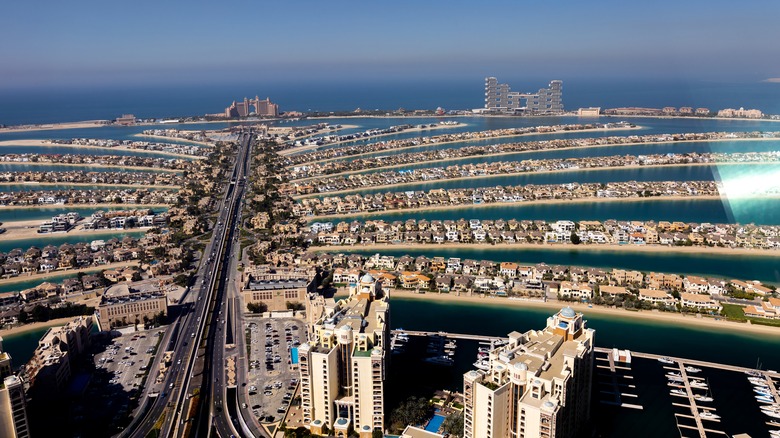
[756, 395, 775, 403]
[667, 372, 682, 378]
[764, 410, 780, 419]
[667, 376, 684, 382]
[685, 366, 701, 373]
[698, 411, 720, 420]
[748, 376, 766, 385]
[768, 431, 780, 438]
[424, 355, 454, 366]
[689, 381, 708, 389]
[473, 360, 489, 371]
[658, 357, 675, 364]
[670, 389, 687, 396]
[694, 395, 713, 402]
[755, 389, 772, 397]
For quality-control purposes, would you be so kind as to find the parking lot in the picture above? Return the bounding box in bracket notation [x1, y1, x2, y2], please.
[74, 327, 165, 434]
[93, 329, 163, 395]
[244, 317, 306, 425]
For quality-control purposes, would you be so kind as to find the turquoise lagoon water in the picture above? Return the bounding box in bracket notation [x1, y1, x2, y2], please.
[302, 163, 780, 198]
[344, 139, 780, 176]
[319, 197, 780, 226]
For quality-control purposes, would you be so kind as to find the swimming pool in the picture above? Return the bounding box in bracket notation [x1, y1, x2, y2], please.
[425, 414, 446, 433]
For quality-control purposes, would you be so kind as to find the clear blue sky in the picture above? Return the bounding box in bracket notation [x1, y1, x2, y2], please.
[1, 0, 778, 89]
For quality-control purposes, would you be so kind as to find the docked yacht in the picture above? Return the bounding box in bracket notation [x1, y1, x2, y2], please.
[658, 357, 675, 364]
[694, 395, 714, 402]
[689, 380, 708, 389]
[685, 366, 701, 373]
[756, 395, 775, 403]
[699, 411, 720, 420]
[670, 389, 687, 396]
[473, 359, 489, 371]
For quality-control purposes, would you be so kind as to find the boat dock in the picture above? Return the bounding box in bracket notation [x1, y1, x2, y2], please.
[595, 348, 642, 410]
[391, 329, 504, 343]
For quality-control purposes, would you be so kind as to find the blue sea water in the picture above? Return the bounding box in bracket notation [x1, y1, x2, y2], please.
[2, 79, 780, 126]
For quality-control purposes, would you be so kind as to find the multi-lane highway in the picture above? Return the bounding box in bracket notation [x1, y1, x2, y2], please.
[121, 129, 255, 438]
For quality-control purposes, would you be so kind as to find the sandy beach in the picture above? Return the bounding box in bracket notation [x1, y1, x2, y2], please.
[287, 124, 642, 165]
[0, 316, 92, 337]
[0, 202, 170, 211]
[0, 121, 110, 134]
[289, 136, 780, 182]
[0, 260, 139, 288]
[389, 289, 780, 336]
[315, 239, 780, 258]
[0, 219, 152, 241]
[304, 194, 755, 221]
[293, 161, 778, 199]
[278, 122, 468, 156]
[0, 139, 204, 160]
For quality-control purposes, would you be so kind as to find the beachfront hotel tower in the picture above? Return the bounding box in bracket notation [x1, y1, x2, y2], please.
[298, 273, 390, 437]
[485, 77, 564, 114]
[463, 307, 594, 438]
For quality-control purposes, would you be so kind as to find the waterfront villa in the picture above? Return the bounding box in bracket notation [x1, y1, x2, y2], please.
[638, 289, 676, 306]
[679, 293, 722, 312]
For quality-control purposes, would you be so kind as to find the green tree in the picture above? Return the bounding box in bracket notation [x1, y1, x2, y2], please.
[247, 302, 268, 313]
[570, 233, 581, 245]
[442, 411, 464, 437]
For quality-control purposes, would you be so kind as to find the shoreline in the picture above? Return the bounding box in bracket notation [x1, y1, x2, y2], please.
[304, 195, 774, 221]
[0, 202, 170, 211]
[0, 260, 139, 287]
[0, 139, 205, 160]
[0, 219, 153, 241]
[293, 161, 780, 200]
[314, 239, 780, 258]
[289, 136, 780, 182]
[389, 290, 780, 336]
[0, 316, 92, 337]
[0, 159, 182, 173]
[287, 125, 642, 166]
[278, 122, 468, 156]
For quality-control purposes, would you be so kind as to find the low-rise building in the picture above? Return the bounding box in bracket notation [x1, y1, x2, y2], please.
[638, 289, 676, 306]
[97, 284, 167, 330]
[679, 292, 721, 311]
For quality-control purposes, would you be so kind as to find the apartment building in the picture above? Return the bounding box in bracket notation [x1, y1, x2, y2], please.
[0, 376, 30, 438]
[463, 307, 595, 438]
[298, 273, 390, 437]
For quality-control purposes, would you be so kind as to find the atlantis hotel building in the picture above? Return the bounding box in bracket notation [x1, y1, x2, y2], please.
[485, 77, 564, 114]
[463, 307, 595, 438]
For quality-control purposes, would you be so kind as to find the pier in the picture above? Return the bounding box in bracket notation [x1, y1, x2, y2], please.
[391, 329, 504, 343]
[595, 349, 642, 410]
